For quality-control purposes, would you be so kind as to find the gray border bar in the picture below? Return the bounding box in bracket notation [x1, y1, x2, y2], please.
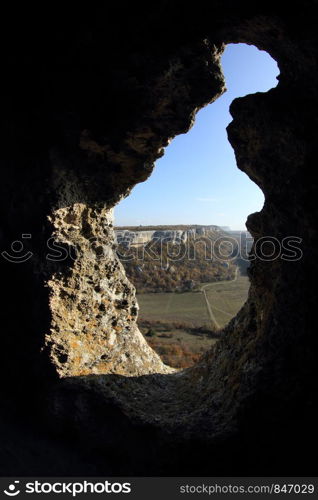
[0, 477, 317, 499]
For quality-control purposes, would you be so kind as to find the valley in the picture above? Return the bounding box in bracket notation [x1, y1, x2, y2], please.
[137, 273, 249, 368]
[116, 225, 251, 368]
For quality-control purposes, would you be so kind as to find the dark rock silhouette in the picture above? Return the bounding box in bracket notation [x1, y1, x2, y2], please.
[0, 2, 317, 476]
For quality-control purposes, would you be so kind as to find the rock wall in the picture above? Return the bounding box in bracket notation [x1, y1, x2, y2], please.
[116, 230, 156, 246]
[48, 204, 171, 377]
[0, 1, 317, 476]
[115, 226, 223, 246]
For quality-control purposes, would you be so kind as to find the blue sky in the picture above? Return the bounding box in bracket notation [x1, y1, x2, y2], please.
[115, 43, 279, 230]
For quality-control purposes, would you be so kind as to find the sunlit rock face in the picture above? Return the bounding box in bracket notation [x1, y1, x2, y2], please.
[116, 230, 156, 246]
[114, 225, 223, 246]
[0, 2, 317, 477]
[47, 204, 171, 377]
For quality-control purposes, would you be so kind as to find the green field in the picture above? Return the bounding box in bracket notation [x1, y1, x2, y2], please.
[137, 291, 209, 324]
[137, 274, 250, 329]
[203, 275, 250, 327]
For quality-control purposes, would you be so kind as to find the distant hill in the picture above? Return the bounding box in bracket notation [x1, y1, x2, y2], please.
[115, 224, 222, 231]
[115, 225, 226, 248]
[226, 230, 253, 276]
[115, 225, 240, 293]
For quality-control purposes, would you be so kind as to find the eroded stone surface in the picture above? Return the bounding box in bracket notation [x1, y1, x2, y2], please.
[47, 203, 172, 376]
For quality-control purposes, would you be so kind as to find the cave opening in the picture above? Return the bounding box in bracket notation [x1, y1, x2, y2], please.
[2, 3, 317, 478]
[114, 43, 279, 369]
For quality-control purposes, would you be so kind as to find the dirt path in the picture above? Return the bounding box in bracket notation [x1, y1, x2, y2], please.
[200, 267, 239, 330]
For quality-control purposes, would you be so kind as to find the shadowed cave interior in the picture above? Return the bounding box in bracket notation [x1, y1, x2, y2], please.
[0, 2, 317, 476]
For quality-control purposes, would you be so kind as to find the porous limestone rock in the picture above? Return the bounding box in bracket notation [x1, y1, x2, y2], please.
[47, 204, 172, 377]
